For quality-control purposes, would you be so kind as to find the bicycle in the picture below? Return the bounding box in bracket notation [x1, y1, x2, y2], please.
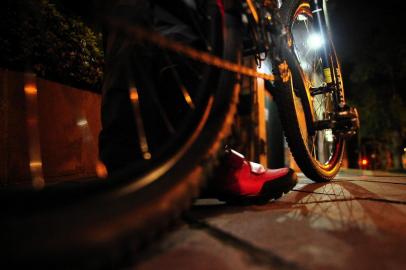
[0, 0, 359, 266]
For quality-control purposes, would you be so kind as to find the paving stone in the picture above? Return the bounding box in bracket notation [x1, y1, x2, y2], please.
[136, 172, 406, 270]
[135, 224, 273, 270]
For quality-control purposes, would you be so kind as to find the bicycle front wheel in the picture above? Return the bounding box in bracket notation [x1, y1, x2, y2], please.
[275, 0, 345, 181]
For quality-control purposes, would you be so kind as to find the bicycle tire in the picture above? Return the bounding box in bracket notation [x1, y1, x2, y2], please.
[0, 0, 242, 267]
[273, 0, 345, 181]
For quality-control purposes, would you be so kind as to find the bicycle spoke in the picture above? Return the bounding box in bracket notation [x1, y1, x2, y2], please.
[310, 135, 317, 158]
[177, 55, 204, 80]
[185, 6, 212, 51]
[135, 61, 177, 135]
[292, 7, 340, 166]
[156, 4, 210, 50]
[163, 53, 196, 109]
[129, 85, 152, 160]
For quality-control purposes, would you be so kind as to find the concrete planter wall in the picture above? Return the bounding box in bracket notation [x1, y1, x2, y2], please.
[0, 69, 101, 187]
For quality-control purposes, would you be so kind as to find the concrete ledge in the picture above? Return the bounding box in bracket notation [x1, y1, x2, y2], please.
[0, 69, 101, 186]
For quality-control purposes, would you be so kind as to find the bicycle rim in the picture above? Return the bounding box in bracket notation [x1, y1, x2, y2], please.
[277, 0, 345, 181]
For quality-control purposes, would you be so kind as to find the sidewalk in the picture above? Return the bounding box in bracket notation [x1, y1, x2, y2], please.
[135, 170, 406, 270]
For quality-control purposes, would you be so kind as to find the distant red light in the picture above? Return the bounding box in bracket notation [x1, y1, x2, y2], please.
[361, 159, 368, 166]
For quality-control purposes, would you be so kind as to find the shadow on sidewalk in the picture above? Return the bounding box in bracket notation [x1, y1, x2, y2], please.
[190, 179, 406, 235]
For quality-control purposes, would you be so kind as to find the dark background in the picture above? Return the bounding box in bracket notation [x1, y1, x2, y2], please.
[331, 0, 406, 170]
[35, 0, 406, 171]
[2, 0, 405, 170]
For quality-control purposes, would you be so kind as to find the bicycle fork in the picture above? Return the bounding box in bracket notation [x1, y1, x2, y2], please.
[309, 0, 359, 138]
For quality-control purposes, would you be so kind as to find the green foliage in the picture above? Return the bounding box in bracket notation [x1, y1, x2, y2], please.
[338, 2, 406, 169]
[0, 0, 104, 91]
[344, 20, 406, 169]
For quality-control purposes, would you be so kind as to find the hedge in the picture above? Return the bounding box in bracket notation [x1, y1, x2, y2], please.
[0, 0, 104, 91]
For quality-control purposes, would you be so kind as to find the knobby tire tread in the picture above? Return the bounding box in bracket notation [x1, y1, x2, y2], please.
[274, 0, 344, 182]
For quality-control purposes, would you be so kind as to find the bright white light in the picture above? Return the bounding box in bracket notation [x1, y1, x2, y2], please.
[297, 14, 308, 21]
[325, 130, 334, 142]
[300, 61, 310, 70]
[77, 119, 88, 127]
[307, 33, 324, 50]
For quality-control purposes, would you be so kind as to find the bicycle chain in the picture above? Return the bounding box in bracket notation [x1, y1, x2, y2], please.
[109, 19, 277, 82]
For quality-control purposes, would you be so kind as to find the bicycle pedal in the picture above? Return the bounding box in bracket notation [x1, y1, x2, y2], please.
[334, 107, 360, 138]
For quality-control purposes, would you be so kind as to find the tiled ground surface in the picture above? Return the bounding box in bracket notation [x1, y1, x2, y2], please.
[135, 170, 406, 270]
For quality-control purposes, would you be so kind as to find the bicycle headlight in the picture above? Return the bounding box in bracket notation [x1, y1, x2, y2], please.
[307, 33, 324, 50]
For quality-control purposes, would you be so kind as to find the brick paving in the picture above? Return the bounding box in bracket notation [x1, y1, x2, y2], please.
[135, 170, 406, 270]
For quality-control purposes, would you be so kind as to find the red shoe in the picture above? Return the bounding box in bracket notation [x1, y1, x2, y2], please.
[211, 149, 297, 204]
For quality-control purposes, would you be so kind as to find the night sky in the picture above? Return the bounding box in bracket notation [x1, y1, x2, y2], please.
[329, 0, 405, 63]
[61, 0, 406, 65]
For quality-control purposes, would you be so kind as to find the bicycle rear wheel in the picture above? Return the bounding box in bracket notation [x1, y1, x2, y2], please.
[274, 0, 345, 181]
[1, 0, 242, 266]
